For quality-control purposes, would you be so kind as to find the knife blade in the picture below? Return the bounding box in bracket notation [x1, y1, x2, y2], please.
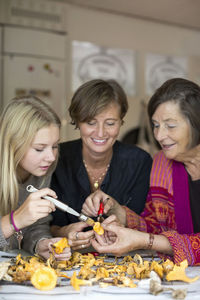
[26, 185, 95, 226]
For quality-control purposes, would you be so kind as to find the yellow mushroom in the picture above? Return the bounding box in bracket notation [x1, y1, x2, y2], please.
[93, 222, 104, 235]
[31, 266, 57, 291]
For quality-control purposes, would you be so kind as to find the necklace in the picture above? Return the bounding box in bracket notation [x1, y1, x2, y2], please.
[83, 159, 110, 190]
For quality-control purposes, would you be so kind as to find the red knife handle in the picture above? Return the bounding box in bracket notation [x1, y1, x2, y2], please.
[98, 200, 104, 216]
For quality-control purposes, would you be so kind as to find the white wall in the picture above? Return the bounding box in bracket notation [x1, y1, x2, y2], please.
[1, 1, 200, 142]
[63, 4, 200, 141]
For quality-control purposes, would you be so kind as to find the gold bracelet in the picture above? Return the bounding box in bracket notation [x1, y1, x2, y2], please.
[147, 233, 154, 249]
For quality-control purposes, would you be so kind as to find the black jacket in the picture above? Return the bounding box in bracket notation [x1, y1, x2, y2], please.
[51, 139, 152, 226]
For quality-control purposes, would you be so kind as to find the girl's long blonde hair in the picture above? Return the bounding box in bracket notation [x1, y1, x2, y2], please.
[0, 96, 61, 215]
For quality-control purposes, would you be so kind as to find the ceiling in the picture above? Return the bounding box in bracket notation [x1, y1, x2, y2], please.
[50, 0, 200, 31]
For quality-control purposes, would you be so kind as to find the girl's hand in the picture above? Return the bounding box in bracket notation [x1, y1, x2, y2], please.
[52, 222, 95, 251]
[14, 188, 56, 229]
[35, 237, 71, 260]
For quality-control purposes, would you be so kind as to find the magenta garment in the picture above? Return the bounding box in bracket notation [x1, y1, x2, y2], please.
[173, 160, 193, 234]
[125, 151, 200, 265]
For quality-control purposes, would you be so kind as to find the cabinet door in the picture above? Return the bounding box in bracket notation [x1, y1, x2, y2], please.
[3, 55, 66, 119]
[4, 26, 66, 59]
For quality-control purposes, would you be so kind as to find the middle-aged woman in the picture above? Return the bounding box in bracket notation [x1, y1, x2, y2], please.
[91, 78, 200, 266]
[51, 79, 152, 250]
[0, 96, 71, 260]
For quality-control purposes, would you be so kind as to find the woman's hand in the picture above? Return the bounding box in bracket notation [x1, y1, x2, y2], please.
[35, 237, 71, 260]
[14, 188, 56, 229]
[82, 190, 127, 225]
[175, 144, 200, 180]
[51, 222, 94, 251]
[67, 222, 94, 251]
[82, 190, 112, 216]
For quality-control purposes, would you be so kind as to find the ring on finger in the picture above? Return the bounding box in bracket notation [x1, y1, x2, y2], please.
[81, 244, 84, 248]
[75, 232, 79, 240]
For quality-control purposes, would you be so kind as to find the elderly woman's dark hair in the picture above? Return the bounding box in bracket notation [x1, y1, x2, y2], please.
[69, 79, 128, 128]
[148, 78, 200, 147]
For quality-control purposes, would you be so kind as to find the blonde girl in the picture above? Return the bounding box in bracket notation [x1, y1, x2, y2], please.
[0, 96, 71, 260]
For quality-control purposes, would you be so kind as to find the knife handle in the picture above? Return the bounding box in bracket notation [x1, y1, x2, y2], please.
[26, 185, 70, 212]
[26, 185, 56, 202]
[98, 200, 104, 216]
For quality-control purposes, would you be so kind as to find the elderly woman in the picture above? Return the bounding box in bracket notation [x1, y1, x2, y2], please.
[50, 79, 152, 250]
[91, 78, 200, 266]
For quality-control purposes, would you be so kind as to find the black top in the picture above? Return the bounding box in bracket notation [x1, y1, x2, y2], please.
[188, 175, 200, 233]
[50, 139, 152, 226]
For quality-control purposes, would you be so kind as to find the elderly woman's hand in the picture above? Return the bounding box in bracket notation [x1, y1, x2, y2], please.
[91, 223, 145, 256]
[175, 144, 200, 180]
[100, 214, 124, 244]
[35, 237, 71, 261]
[81, 190, 127, 225]
[92, 223, 173, 256]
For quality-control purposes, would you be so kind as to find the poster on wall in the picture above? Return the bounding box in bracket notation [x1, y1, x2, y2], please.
[145, 53, 188, 95]
[72, 40, 136, 96]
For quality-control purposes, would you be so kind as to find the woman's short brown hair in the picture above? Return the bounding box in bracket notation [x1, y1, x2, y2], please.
[148, 78, 200, 147]
[69, 79, 128, 128]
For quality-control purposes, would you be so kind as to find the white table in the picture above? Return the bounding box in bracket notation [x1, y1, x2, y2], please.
[1, 251, 200, 300]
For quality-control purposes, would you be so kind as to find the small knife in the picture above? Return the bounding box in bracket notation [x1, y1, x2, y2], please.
[97, 199, 104, 223]
[26, 185, 95, 226]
